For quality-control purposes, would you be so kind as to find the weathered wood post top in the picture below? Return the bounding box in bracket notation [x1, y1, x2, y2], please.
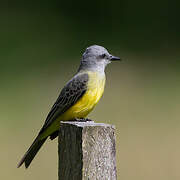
[58, 121, 117, 180]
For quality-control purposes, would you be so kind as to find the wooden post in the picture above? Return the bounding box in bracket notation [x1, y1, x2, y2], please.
[58, 121, 117, 180]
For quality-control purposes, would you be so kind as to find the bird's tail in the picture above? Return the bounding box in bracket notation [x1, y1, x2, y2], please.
[17, 136, 48, 168]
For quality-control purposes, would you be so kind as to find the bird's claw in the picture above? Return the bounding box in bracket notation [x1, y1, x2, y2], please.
[75, 118, 93, 122]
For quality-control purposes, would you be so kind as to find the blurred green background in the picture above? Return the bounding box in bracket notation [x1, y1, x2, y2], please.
[1, 0, 180, 180]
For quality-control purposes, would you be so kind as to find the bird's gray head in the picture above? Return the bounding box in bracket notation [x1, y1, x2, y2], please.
[78, 45, 120, 73]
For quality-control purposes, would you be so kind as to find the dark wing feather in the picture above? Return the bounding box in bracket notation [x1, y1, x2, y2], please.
[39, 73, 89, 134]
[17, 73, 89, 168]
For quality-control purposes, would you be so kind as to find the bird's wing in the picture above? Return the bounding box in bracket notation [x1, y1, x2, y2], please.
[39, 73, 89, 134]
[17, 73, 89, 168]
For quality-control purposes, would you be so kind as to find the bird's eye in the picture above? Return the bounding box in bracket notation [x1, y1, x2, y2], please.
[101, 54, 106, 58]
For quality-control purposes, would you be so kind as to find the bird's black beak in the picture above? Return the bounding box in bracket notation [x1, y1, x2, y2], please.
[110, 55, 121, 61]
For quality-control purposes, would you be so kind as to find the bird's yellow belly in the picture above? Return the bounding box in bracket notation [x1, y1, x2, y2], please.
[39, 72, 105, 139]
[60, 72, 105, 121]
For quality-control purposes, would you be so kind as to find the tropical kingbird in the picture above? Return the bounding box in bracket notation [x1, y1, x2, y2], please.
[17, 45, 120, 168]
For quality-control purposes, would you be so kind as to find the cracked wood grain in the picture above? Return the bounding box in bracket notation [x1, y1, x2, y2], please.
[58, 121, 117, 180]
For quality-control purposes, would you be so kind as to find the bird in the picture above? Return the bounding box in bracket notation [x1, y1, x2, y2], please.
[17, 45, 120, 168]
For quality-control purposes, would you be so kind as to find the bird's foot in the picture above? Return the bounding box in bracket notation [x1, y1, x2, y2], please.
[75, 118, 93, 122]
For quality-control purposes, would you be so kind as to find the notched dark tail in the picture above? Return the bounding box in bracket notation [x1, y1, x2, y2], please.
[17, 137, 47, 168]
